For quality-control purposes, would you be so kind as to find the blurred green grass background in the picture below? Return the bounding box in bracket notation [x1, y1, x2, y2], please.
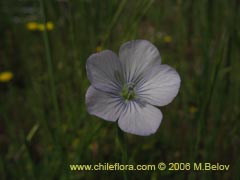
[0, 0, 240, 179]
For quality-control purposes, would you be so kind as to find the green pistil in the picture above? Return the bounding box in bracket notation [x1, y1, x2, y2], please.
[120, 84, 136, 101]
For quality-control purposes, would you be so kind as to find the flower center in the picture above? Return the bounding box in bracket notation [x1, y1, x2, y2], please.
[120, 83, 136, 101]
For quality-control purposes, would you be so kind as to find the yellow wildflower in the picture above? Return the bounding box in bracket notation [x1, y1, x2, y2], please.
[46, 22, 54, 30]
[96, 46, 102, 52]
[95, 45, 103, 52]
[26, 22, 38, 31]
[37, 23, 46, 31]
[0, 71, 13, 82]
[163, 35, 172, 43]
[189, 106, 198, 114]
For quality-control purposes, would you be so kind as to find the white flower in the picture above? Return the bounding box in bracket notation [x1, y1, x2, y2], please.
[86, 40, 181, 136]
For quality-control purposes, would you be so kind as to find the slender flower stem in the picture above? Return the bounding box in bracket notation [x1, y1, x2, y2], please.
[39, 0, 61, 124]
[39, 1, 63, 169]
[116, 127, 128, 180]
[193, 31, 228, 166]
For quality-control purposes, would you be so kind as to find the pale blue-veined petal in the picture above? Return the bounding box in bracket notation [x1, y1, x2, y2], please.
[119, 40, 161, 83]
[86, 86, 126, 122]
[86, 50, 123, 93]
[136, 64, 181, 106]
[118, 101, 162, 136]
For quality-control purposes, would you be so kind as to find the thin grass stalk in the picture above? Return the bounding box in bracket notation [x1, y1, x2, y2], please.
[39, 0, 60, 125]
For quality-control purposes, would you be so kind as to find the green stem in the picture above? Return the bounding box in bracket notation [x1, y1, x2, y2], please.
[194, 31, 228, 160]
[116, 127, 128, 180]
[39, 0, 60, 124]
[39, 1, 63, 176]
[124, 0, 155, 40]
[102, 0, 128, 46]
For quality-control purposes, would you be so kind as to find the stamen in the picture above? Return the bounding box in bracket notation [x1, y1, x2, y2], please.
[120, 82, 136, 101]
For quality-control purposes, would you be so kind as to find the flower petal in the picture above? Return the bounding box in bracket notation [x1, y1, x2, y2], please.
[136, 64, 181, 106]
[118, 101, 162, 136]
[86, 86, 125, 122]
[119, 40, 161, 83]
[86, 50, 123, 92]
